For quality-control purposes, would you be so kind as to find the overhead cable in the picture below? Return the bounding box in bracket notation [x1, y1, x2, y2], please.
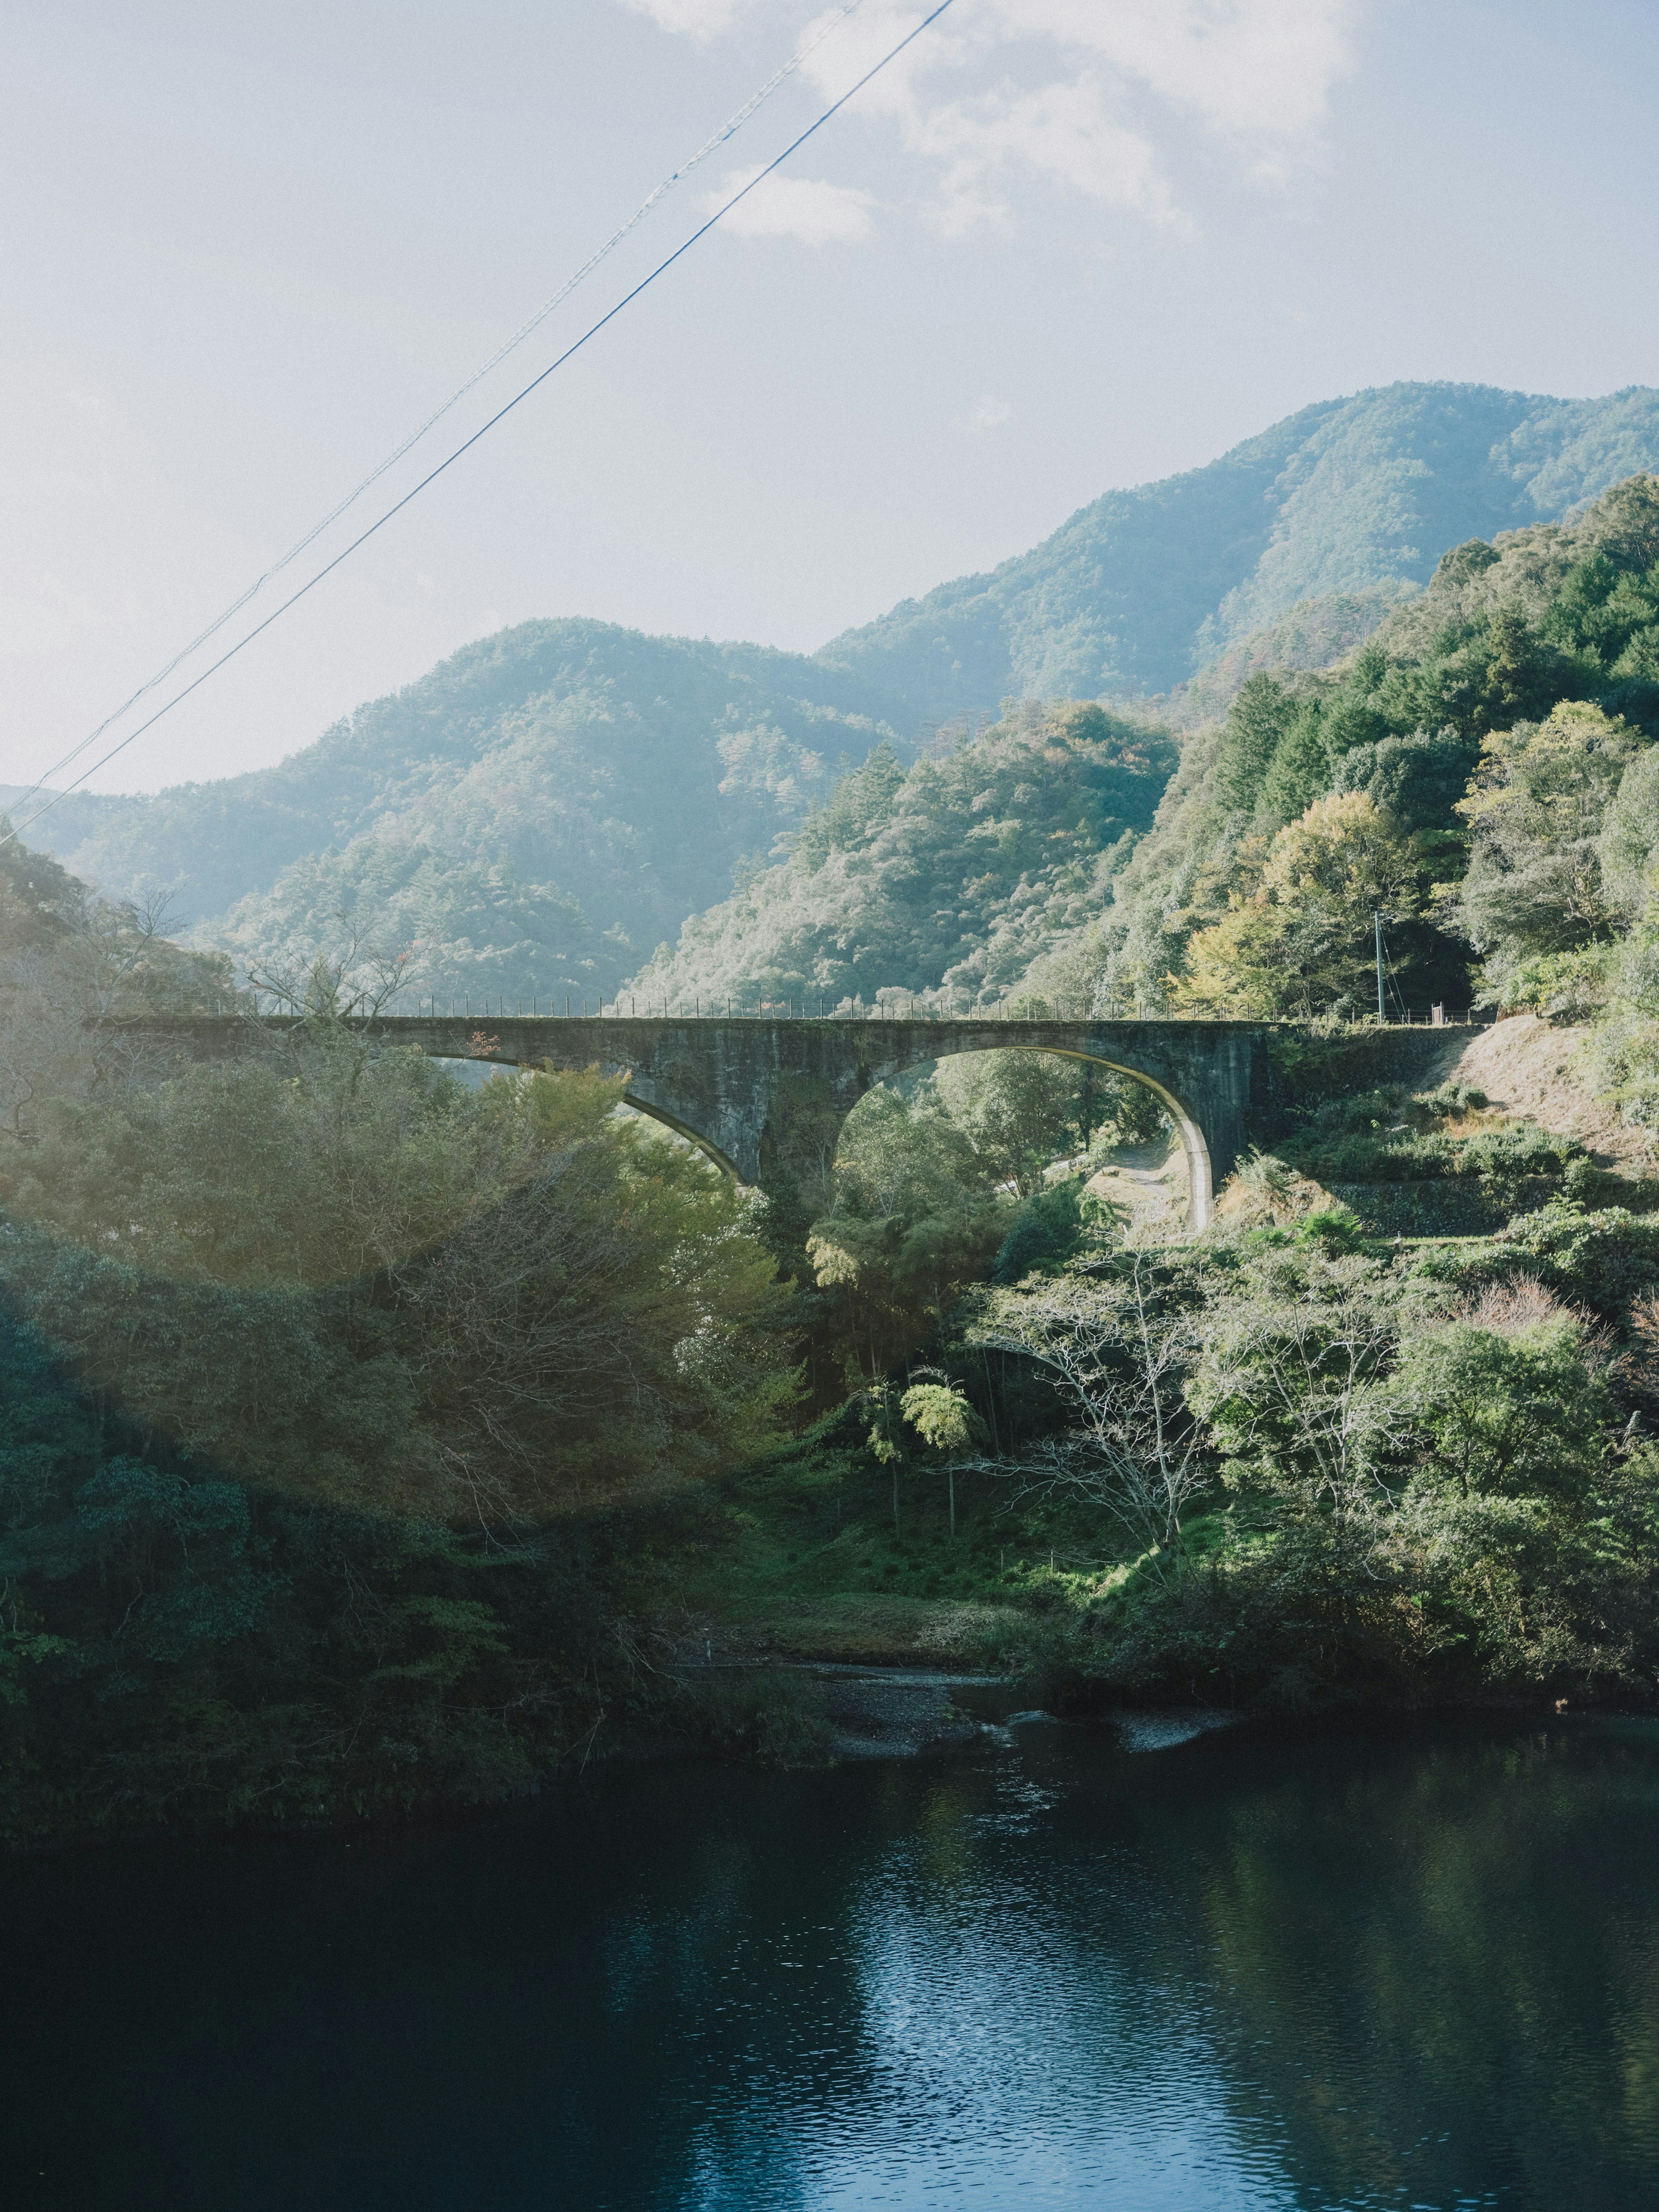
[6, 0, 870, 820]
[3, 0, 957, 852]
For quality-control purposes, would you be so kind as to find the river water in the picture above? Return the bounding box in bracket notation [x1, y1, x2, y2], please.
[4, 1696, 1659, 2210]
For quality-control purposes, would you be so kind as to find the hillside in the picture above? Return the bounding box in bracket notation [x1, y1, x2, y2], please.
[1090, 470, 1659, 1023]
[14, 622, 907, 1007]
[625, 703, 1175, 1012]
[1424, 1015, 1657, 1170]
[642, 473, 1659, 1027]
[817, 382, 1659, 715]
[16, 380, 1659, 1009]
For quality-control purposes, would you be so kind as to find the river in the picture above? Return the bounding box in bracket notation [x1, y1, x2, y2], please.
[3, 1694, 1658, 2209]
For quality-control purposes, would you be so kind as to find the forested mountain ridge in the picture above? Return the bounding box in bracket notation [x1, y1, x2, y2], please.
[627, 703, 1173, 1012]
[16, 620, 908, 1007]
[641, 473, 1659, 1027]
[16, 381, 1659, 1013]
[1096, 470, 1659, 1022]
[817, 382, 1659, 715]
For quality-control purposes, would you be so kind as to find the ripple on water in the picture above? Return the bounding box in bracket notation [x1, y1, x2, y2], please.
[3, 1714, 1658, 2209]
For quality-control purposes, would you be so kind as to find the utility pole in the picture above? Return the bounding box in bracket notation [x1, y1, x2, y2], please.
[1374, 910, 1386, 1023]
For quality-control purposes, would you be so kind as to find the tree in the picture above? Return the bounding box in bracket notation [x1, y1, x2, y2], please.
[806, 1085, 1008, 1383]
[928, 1049, 1081, 1195]
[899, 1376, 980, 1538]
[1258, 701, 1335, 825]
[0, 827, 232, 1139]
[1599, 741, 1659, 918]
[1214, 674, 1297, 816]
[971, 1259, 1208, 1563]
[1188, 1250, 1420, 1531]
[1455, 701, 1644, 992]
[1397, 1301, 1609, 1504]
[3, 1045, 794, 1522]
[1176, 792, 1417, 1016]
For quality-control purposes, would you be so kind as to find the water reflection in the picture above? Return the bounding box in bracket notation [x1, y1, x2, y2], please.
[2, 1714, 1657, 2209]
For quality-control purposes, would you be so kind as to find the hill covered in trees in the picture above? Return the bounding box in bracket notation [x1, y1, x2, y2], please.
[626, 703, 1173, 1014]
[17, 381, 1659, 1013]
[818, 381, 1659, 715]
[645, 473, 1659, 1030]
[13, 623, 907, 1008]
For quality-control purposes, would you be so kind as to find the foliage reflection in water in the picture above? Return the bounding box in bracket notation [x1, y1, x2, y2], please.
[3, 1710, 1659, 2210]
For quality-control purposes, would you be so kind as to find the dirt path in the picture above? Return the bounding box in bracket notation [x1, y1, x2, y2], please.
[1087, 1141, 1187, 1225]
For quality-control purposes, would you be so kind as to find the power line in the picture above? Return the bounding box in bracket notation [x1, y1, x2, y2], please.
[1374, 908, 1411, 1022]
[9, 0, 960, 852]
[5, 0, 873, 824]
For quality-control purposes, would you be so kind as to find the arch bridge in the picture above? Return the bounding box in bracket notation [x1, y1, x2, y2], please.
[114, 1013, 1283, 1228]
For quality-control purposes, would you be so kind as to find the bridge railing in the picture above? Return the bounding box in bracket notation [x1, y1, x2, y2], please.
[222, 992, 1500, 1030]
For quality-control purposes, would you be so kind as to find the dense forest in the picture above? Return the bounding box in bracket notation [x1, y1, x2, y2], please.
[626, 702, 1173, 1013]
[643, 473, 1659, 1030]
[18, 457, 1659, 1837]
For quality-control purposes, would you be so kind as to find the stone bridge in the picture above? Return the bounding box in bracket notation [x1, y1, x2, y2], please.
[117, 1013, 1284, 1228]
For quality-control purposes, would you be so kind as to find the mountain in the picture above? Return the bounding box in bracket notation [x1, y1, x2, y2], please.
[815, 382, 1659, 715]
[17, 379, 1659, 1006]
[641, 473, 1659, 1024]
[625, 704, 1174, 1015]
[13, 622, 908, 1005]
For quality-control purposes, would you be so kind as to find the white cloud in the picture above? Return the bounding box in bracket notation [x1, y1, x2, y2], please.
[702, 165, 879, 245]
[999, 1, 1357, 145]
[782, 0, 1356, 232]
[911, 74, 1183, 238]
[618, 0, 758, 37]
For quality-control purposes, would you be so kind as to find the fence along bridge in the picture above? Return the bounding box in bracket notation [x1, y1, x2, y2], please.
[116, 1013, 1279, 1230]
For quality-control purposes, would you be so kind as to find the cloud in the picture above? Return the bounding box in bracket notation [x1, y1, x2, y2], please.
[786, 0, 1359, 233]
[617, 0, 757, 37]
[909, 73, 1184, 238]
[702, 165, 879, 245]
[1007, 1, 1357, 145]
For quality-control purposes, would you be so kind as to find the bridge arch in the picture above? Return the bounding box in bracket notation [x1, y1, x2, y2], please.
[611, 1092, 743, 1181]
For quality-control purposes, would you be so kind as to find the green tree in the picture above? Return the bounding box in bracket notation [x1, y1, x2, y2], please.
[928, 1049, 1081, 1195]
[1455, 701, 1645, 993]
[1214, 674, 1297, 816]
[1177, 792, 1417, 1016]
[807, 1085, 1008, 1384]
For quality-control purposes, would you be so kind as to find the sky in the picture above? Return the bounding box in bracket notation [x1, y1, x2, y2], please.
[3, 0, 1658, 796]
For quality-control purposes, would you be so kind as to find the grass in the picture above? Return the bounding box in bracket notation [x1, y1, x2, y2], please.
[655, 1412, 1138, 1672]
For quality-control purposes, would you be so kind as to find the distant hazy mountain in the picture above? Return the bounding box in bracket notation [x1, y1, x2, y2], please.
[18, 622, 905, 1005]
[814, 381, 1659, 715]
